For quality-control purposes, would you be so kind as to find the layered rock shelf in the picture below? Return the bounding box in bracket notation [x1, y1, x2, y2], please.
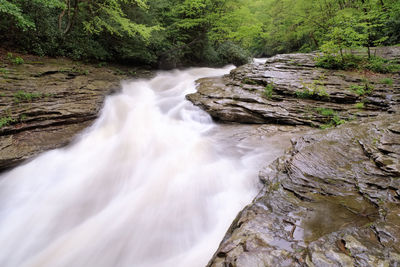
[187, 47, 400, 127]
[0, 55, 152, 171]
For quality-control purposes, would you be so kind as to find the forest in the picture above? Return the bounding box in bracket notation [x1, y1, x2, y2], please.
[1, 0, 400, 68]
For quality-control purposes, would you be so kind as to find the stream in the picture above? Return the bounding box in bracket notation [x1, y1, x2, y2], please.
[0, 66, 295, 267]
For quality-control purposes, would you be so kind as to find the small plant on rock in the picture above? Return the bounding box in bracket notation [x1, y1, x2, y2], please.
[7, 53, 24, 65]
[0, 116, 15, 128]
[380, 78, 393, 85]
[315, 107, 335, 116]
[264, 82, 275, 99]
[350, 81, 374, 96]
[14, 91, 43, 103]
[354, 102, 365, 109]
[13, 57, 24, 65]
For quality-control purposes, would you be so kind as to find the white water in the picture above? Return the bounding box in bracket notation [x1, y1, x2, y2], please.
[253, 58, 268, 65]
[0, 66, 287, 267]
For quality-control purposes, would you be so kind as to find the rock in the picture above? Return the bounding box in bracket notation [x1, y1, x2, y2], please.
[208, 114, 400, 266]
[0, 55, 153, 171]
[187, 47, 400, 127]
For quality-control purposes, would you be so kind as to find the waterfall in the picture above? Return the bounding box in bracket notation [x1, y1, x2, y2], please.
[0, 66, 286, 267]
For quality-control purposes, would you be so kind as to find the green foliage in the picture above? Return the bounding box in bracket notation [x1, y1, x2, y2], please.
[314, 104, 346, 129]
[380, 78, 393, 85]
[82, 0, 158, 39]
[349, 81, 374, 96]
[297, 77, 329, 99]
[364, 57, 400, 73]
[215, 42, 250, 66]
[350, 85, 367, 96]
[320, 114, 346, 129]
[354, 102, 365, 109]
[1, 0, 400, 67]
[315, 108, 335, 117]
[0, 116, 15, 128]
[5, 53, 24, 64]
[0, 0, 35, 30]
[13, 57, 24, 65]
[316, 51, 364, 70]
[316, 52, 400, 73]
[295, 89, 313, 99]
[264, 82, 275, 99]
[14, 91, 43, 103]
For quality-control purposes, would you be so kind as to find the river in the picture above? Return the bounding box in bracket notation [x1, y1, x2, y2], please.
[0, 66, 294, 267]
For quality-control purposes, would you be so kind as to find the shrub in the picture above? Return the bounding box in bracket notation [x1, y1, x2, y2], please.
[316, 52, 400, 74]
[364, 57, 400, 73]
[216, 42, 251, 66]
[316, 53, 364, 70]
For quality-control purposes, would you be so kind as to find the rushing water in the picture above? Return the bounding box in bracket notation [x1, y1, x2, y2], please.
[0, 66, 291, 267]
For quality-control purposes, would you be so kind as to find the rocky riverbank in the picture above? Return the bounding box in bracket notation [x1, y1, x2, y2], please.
[187, 47, 400, 266]
[187, 47, 400, 127]
[208, 114, 400, 266]
[0, 52, 153, 171]
[1, 46, 399, 266]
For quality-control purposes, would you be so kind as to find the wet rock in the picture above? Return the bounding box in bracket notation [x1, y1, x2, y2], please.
[208, 114, 400, 267]
[187, 47, 400, 127]
[0, 56, 152, 171]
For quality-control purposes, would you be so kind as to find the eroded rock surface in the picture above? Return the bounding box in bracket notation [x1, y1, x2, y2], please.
[187, 47, 400, 127]
[0, 55, 152, 171]
[208, 114, 400, 267]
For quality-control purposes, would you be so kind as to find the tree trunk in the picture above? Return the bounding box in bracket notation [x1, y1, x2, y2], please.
[58, 0, 80, 35]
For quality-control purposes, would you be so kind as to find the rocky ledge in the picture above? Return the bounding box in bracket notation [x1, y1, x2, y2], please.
[0, 53, 152, 171]
[187, 47, 400, 127]
[208, 114, 400, 266]
[193, 47, 400, 266]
